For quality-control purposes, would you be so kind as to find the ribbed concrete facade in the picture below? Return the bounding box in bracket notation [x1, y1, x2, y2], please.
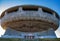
[0, 5, 59, 39]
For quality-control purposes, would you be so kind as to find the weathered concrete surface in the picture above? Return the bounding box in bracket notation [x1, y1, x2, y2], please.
[0, 5, 59, 38]
[2, 28, 56, 38]
[1, 8, 59, 31]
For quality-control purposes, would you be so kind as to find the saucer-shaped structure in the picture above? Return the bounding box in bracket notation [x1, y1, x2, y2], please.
[0, 5, 59, 32]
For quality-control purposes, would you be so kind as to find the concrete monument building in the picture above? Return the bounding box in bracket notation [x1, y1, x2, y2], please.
[0, 5, 59, 39]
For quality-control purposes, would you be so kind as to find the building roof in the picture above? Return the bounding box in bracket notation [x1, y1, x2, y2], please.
[0, 5, 59, 19]
[0, 5, 59, 32]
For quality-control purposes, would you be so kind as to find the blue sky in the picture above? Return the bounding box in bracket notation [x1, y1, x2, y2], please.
[0, 0, 60, 15]
[0, 0, 60, 38]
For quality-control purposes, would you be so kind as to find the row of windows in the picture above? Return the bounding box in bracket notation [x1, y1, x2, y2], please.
[7, 7, 52, 14]
[4, 7, 59, 19]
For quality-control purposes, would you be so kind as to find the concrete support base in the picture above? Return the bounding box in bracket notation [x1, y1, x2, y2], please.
[1, 28, 57, 39]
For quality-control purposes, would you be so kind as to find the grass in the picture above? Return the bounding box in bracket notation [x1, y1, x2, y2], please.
[0, 38, 60, 41]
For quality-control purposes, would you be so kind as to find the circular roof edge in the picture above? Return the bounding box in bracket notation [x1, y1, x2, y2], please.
[0, 5, 59, 19]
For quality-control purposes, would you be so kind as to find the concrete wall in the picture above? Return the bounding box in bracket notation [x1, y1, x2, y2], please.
[1, 8, 58, 26]
[2, 28, 57, 38]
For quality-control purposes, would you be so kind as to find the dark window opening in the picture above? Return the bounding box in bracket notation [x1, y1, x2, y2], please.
[55, 13, 59, 19]
[23, 7, 38, 11]
[42, 9, 59, 19]
[7, 9, 18, 13]
[42, 9, 53, 15]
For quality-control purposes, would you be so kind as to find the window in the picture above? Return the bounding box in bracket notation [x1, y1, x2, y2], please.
[23, 7, 38, 11]
[42, 9, 53, 15]
[7, 9, 18, 13]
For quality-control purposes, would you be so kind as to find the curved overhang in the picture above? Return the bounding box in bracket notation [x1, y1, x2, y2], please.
[0, 5, 59, 19]
[0, 5, 59, 32]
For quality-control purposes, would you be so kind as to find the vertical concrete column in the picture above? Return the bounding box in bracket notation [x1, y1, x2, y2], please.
[38, 8, 43, 13]
[5, 12, 7, 15]
[17, 7, 23, 19]
[38, 8, 43, 16]
[53, 12, 56, 17]
[38, 8, 44, 19]
[18, 7, 22, 12]
[4, 12, 8, 18]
